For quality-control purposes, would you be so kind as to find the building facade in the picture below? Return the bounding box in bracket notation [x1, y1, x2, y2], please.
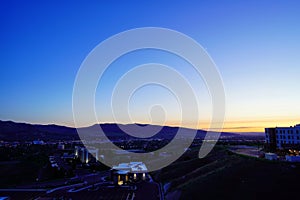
[110, 162, 148, 185]
[265, 124, 300, 150]
[74, 146, 98, 164]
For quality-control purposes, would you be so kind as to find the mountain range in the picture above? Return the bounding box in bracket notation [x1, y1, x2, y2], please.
[0, 120, 249, 142]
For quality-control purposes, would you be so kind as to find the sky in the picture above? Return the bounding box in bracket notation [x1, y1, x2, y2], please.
[1, 0, 300, 132]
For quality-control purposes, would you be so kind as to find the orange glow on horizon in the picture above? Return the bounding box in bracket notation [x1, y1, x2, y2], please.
[159, 118, 300, 133]
[64, 117, 300, 133]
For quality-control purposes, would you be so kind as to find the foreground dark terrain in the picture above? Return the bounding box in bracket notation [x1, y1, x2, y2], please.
[1, 144, 299, 200]
[1, 120, 298, 200]
[152, 146, 300, 200]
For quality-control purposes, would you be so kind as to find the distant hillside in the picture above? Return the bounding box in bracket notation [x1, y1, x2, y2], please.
[0, 120, 239, 142]
[0, 120, 77, 141]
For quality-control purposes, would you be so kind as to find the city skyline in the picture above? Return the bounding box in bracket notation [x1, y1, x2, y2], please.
[1, 1, 300, 132]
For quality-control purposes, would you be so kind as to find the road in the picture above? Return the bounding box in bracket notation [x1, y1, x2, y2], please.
[1, 171, 162, 200]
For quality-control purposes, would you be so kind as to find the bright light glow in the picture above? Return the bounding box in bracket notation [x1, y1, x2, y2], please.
[118, 180, 123, 185]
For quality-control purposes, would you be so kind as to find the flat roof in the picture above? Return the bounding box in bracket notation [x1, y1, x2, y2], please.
[266, 125, 300, 129]
[112, 162, 147, 173]
[265, 153, 277, 155]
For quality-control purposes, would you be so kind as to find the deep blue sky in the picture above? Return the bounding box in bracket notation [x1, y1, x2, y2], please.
[1, 0, 300, 131]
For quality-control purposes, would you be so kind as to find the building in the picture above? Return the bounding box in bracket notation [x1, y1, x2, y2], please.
[265, 124, 300, 150]
[32, 140, 45, 145]
[74, 146, 99, 164]
[57, 143, 65, 150]
[88, 149, 99, 161]
[265, 153, 278, 161]
[110, 162, 148, 185]
[286, 155, 300, 162]
[74, 146, 90, 163]
[74, 146, 80, 157]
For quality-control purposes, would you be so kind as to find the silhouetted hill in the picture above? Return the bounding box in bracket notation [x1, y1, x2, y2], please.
[0, 120, 240, 142]
[0, 120, 77, 141]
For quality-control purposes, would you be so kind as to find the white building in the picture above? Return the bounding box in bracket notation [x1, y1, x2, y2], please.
[74, 146, 99, 164]
[265, 124, 300, 149]
[74, 146, 90, 163]
[110, 162, 148, 185]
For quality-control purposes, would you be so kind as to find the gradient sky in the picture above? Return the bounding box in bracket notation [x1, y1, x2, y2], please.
[1, 0, 300, 132]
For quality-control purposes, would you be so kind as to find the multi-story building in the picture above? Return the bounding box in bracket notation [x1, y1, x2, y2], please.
[74, 146, 96, 164]
[265, 124, 300, 151]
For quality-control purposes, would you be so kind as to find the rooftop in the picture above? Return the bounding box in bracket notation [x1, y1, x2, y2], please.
[112, 162, 148, 173]
[266, 124, 300, 129]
